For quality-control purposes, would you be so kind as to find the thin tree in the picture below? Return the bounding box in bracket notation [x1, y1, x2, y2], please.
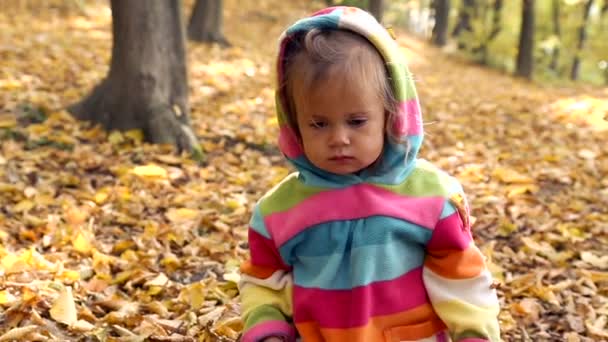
[188, 0, 230, 46]
[452, 0, 477, 50]
[452, 0, 476, 37]
[479, 0, 504, 64]
[369, 0, 385, 23]
[432, 0, 451, 46]
[69, 0, 200, 154]
[570, 0, 594, 80]
[549, 0, 561, 72]
[515, 0, 535, 79]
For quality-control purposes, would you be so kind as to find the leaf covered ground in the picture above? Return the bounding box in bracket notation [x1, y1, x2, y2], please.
[0, 1, 607, 341]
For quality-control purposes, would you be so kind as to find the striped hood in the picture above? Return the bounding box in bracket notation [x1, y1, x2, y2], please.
[275, 6, 423, 187]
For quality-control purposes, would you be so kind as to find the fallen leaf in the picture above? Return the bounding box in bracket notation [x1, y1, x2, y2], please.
[50, 286, 78, 326]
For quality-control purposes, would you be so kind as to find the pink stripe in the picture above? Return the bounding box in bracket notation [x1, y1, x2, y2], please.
[293, 267, 428, 328]
[266, 184, 444, 247]
[436, 330, 449, 342]
[312, 6, 343, 16]
[278, 125, 302, 158]
[241, 320, 297, 342]
[394, 99, 422, 136]
[426, 212, 472, 251]
[249, 229, 291, 270]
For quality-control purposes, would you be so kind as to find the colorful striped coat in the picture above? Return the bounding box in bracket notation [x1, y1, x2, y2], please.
[239, 6, 500, 342]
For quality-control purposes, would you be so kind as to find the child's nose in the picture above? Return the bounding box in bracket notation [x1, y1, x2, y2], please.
[329, 126, 350, 146]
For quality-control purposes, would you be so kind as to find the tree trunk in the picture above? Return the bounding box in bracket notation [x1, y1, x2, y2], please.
[69, 0, 199, 153]
[570, 0, 594, 80]
[452, 0, 476, 38]
[549, 0, 561, 71]
[480, 0, 504, 64]
[188, 0, 230, 46]
[432, 0, 450, 46]
[515, 0, 535, 79]
[369, 0, 385, 23]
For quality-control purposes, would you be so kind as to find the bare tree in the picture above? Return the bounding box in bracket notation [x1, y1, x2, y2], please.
[432, 0, 450, 46]
[477, 0, 503, 64]
[515, 0, 535, 79]
[369, 0, 385, 23]
[570, 0, 594, 80]
[69, 0, 199, 154]
[452, 0, 476, 38]
[188, 0, 230, 46]
[549, 0, 561, 71]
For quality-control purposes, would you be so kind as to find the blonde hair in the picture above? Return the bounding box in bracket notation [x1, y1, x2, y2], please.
[281, 29, 399, 142]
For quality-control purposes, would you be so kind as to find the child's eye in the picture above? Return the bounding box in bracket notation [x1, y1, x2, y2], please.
[348, 118, 367, 127]
[309, 121, 327, 129]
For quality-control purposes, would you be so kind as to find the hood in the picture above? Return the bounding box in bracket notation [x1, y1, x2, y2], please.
[275, 6, 423, 187]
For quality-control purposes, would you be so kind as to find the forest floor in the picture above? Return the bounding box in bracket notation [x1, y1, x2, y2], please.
[0, 0, 607, 341]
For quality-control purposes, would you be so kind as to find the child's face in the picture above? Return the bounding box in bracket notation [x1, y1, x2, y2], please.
[293, 75, 385, 175]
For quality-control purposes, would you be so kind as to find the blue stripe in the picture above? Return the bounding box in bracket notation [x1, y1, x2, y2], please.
[249, 205, 270, 238]
[286, 9, 341, 35]
[440, 200, 457, 219]
[292, 239, 425, 290]
[279, 216, 432, 260]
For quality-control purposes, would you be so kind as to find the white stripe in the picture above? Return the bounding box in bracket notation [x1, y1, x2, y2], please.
[422, 268, 498, 308]
[238, 270, 293, 291]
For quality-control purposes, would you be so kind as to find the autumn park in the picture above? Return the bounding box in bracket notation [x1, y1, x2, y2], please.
[0, 0, 606, 341]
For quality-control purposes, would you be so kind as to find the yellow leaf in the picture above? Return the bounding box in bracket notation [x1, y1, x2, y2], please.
[147, 286, 164, 296]
[492, 167, 534, 184]
[0, 116, 17, 128]
[59, 270, 81, 282]
[72, 231, 93, 255]
[108, 131, 124, 145]
[50, 286, 78, 326]
[145, 273, 169, 287]
[130, 164, 168, 179]
[70, 319, 95, 332]
[124, 129, 144, 143]
[506, 184, 539, 198]
[580, 251, 608, 269]
[0, 79, 23, 90]
[0, 325, 38, 342]
[94, 191, 109, 205]
[165, 208, 199, 223]
[13, 200, 35, 213]
[188, 282, 207, 310]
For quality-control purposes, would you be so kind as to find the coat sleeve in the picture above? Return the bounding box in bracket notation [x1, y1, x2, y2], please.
[239, 206, 296, 342]
[422, 189, 501, 342]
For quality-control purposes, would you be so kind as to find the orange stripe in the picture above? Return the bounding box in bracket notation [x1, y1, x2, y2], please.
[239, 260, 277, 279]
[295, 303, 445, 342]
[424, 245, 485, 279]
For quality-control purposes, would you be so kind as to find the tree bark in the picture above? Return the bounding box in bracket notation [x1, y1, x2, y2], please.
[515, 0, 535, 79]
[549, 0, 561, 71]
[369, 0, 385, 23]
[432, 0, 450, 46]
[479, 0, 503, 64]
[69, 0, 199, 153]
[188, 0, 230, 46]
[452, 0, 476, 38]
[570, 0, 594, 80]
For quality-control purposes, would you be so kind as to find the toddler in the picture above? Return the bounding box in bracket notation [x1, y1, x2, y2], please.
[239, 6, 500, 342]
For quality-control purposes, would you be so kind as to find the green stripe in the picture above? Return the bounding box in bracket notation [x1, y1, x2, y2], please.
[453, 329, 491, 341]
[245, 305, 287, 330]
[377, 160, 462, 197]
[258, 173, 326, 216]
